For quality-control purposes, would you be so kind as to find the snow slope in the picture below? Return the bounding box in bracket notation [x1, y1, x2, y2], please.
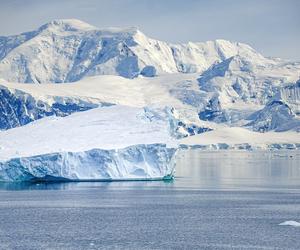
[0, 19, 276, 83]
[0, 74, 206, 133]
[0, 105, 178, 181]
[197, 55, 300, 125]
[1, 68, 299, 133]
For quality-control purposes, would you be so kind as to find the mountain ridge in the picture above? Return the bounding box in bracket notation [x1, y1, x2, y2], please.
[0, 19, 279, 83]
[0, 19, 299, 134]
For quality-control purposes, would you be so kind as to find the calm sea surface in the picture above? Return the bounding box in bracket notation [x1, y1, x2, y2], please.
[0, 150, 300, 249]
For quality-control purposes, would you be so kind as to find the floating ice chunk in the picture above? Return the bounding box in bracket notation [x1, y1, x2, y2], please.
[279, 221, 300, 227]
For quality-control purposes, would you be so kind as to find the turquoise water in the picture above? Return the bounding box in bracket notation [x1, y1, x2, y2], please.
[0, 150, 300, 249]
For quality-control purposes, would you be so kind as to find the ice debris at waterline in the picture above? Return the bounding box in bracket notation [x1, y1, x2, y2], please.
[0, 105, 178, 182]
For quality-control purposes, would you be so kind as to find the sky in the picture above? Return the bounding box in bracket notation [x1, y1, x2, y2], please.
[0, 0, 299, 60]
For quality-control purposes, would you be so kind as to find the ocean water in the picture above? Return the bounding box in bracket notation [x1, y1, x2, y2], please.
[0, 150, 300, 249]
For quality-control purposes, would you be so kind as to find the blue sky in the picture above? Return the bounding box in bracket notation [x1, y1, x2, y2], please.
[0, 0, 299, 60]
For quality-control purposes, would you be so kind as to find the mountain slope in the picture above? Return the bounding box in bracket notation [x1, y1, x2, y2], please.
[0, 19, 299, 135]
[0, 19, 275, 83]
[197, 55, 300, 126]
[0, 74, 209, 134]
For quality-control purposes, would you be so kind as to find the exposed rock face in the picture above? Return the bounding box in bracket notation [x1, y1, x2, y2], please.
[247, 100, 300, 132]
[0, 85, 104, 130]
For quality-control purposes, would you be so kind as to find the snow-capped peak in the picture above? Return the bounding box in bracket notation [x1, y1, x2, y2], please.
[37, 19, 141, 38]
[0, 19, 296, 83]
[38, 19, 98, 33]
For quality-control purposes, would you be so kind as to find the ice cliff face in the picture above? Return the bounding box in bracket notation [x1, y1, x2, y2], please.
[0, 19, 271, 83]
[0, 144, 176, 181]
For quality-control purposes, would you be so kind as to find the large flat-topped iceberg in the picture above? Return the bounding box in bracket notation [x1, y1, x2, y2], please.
[0, 105, 178, 181]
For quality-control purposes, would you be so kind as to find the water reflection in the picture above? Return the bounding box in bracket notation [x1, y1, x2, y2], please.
[176, 150, 300, 190]
[0, 178, 175, 191]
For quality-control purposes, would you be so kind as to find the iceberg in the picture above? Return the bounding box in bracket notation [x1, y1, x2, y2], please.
[0, 144, 176, 182]
[0, 105, 178, 182]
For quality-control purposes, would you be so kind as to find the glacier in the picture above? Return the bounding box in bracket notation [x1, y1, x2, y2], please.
[0, 105, 178, 181]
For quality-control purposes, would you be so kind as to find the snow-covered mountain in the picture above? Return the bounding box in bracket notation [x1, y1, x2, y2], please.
[0, 19, 299, 181]
[0, 19, 275, 83]
[1, 19, 298, 131]
[197, 55, 300, 127]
